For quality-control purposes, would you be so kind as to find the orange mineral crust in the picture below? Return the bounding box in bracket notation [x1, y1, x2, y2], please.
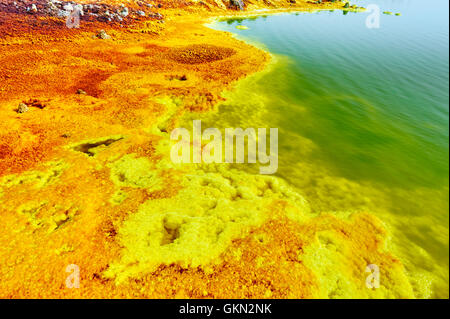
[0, 0, 416, 298]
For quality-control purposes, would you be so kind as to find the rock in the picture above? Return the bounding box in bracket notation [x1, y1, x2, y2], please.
[136, 10, 146, 17]
[57, 9, 70, 17]
[89, 4, 100, 13]
[230, 0, 244, 10]
[45, 1, 58, 15]
[27, 4, 38, 13]
[149, 12, 163, 20]
[76, 89, 87, 95]
[97, 30, 111, 40]
[99, 10, 112, 22]
[62, 3, 73, 12]
[118, 5, 129, 17]
[17, 103, 29, 114]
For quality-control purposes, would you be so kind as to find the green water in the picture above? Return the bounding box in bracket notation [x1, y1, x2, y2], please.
[203, 0, 449, 297]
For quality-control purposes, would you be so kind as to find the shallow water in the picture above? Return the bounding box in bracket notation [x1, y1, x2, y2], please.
[204, 0, 449, 297]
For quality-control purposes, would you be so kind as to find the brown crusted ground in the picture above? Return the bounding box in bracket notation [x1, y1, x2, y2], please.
[0, 0, 411, 299]
[168, 44, 236, 64]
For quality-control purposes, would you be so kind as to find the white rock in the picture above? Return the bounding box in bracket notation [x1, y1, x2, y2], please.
[57, 9, 70, 17]
[118, 6, 129, 17]
[97, 30, 111, 40]
[63, 3, 73, 11]
[28, 4, 38, 13]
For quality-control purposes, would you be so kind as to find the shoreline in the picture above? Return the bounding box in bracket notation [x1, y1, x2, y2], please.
[209, 12, 449, 299]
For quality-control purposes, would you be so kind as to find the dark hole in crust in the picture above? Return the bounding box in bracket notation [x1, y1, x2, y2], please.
[72, 137, 123, 157]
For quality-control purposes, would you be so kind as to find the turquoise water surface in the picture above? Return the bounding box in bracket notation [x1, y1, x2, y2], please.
[208, 0, 449, 297]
